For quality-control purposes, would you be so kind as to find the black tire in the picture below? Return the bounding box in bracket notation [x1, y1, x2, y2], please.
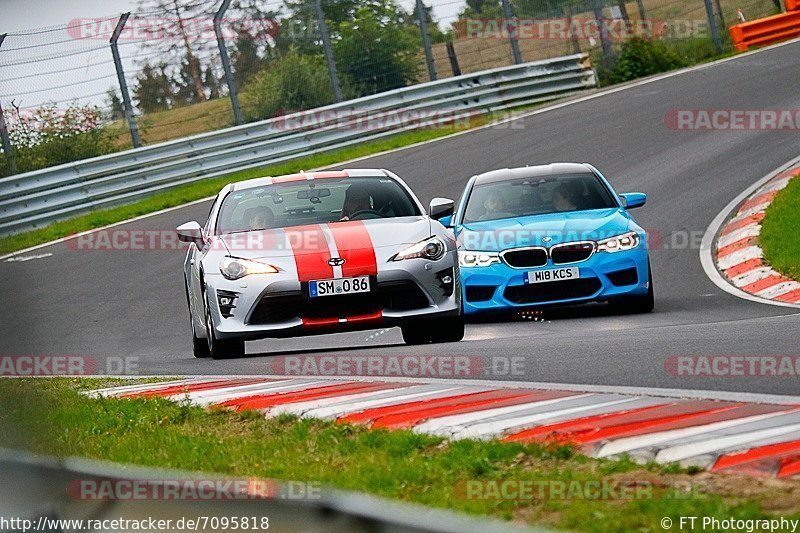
[609, 264, 655, 314]
[401, 317, 465, 345]
[204, 290, 245, 360]
[191, 318, 211, 358]
[401, 321, 430, 345]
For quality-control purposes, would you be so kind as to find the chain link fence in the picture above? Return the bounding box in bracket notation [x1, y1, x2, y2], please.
[0, 0, 784, 178]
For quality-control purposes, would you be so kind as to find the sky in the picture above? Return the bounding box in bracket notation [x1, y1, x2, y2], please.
[1, 0, 465, 112]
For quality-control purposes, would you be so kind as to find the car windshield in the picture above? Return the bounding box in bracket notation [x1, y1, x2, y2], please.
[462, 173, 618, 223]
[215, 176, 421, 234]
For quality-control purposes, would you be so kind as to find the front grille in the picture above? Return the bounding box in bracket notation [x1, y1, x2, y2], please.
[466, 285, 496, 302]
[501, 248, 547, 268]
[248, 281, 429, 325]
[607, 267, 638, 286]
[551, 242, 595, 264]
[503, 278, 602, 304]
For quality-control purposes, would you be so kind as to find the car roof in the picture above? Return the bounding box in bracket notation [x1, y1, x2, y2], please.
[472, 163, 594, 185]
[231, 168, 391, 191]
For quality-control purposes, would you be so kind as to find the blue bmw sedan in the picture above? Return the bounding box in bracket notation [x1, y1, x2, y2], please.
[440, 163, 654, 315]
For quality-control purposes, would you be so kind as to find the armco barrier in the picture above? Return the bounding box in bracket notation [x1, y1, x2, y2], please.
[729, 10, 800, 51]
[0, 54, 595, 236]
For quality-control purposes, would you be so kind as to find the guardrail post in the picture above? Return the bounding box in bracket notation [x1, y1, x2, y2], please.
[315, 0, 343, 102]
[500, 0, 522, 64]
[110, 14, 141, 149]
[592, 0, 615, 66]
[215, 0, 243, 126]
[703, 0, 724, 52]
[0, 34, 16, 175]
[416, 0, 437, 81]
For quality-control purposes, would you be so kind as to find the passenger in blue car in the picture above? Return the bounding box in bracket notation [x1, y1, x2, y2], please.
[479, 190, 514, 221]
[553, 181, 581, 212]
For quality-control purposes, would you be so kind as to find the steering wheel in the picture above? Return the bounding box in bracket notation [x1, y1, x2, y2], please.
[347, 209, 384, 220]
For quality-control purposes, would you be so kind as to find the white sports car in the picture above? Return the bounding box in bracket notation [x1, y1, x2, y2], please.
[177, 169, 463, 359]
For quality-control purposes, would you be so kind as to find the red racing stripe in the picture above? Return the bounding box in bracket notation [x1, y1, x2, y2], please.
[123, 378, 270, 398]
[271, 173, 307, 183]
[716, 236, 758, 259]
[310, 171, 349, 179]
[724, 258, 764, 278]
[740, 275, 790, 294]
[217, 381, 403, 411]
[338, 390, 575, 428]
[776, 288, 800, 303]
[328, 221, 378, 277]
[287, 225, 333, 281]
[777, 457, 800, 478]
[712, 439, 800, 474]
[719, 213, 765, 236]
[503, 401, 738, 445]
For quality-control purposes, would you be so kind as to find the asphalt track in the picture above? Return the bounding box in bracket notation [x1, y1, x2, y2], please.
[2, 42, 799, 394]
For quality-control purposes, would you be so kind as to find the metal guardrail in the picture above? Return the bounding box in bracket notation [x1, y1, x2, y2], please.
[0, 448, 544, 532]
[0, 54, 595, 236]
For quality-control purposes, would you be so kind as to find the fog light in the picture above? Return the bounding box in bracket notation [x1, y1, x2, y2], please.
[216, 289, 239, 318]
[435, 268, 455, 297]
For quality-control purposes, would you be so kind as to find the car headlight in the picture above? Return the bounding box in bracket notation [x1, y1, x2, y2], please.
[458, 251, 501, 267]
[596, 232, 640, 253]
[392, 237, 446, 261]
[219, 256, 280, 280]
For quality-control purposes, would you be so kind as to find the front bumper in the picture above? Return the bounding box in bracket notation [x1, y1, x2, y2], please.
[204, 252, 461, 339]
[461, 247, 649, 314]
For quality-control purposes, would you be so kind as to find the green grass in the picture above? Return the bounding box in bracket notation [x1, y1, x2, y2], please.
[761, 173, 800, 281]
[0, 114, 502, 256]
[1, 378, 797, 531]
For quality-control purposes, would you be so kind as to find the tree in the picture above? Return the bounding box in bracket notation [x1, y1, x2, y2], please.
[333, 2, 421, 96]
[411, 1, 446, 43]
[231, 28, 266, 87]
[106, 89, 126, 121]
[133, 63, 173, 112]
[135, 0, 212, 103]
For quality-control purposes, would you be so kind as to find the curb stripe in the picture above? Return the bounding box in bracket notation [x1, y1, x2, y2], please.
[85, 378, 800, 478]
[502, 401, 738, 445]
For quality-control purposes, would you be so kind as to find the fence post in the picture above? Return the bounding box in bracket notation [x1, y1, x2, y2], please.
[591, 0, 615, 67]
[315, 0, 343, 102]
[214, 0, 243, 126]
[0, 34, 16, 175]
[635, 0, 651, 37]
[110, 13, 141, 149]
[563, 6, 582, 54]
[702, 0, 723, 52]
[500, 0, 522, 64]
[416, 0, 437, 81]
[446, 41, 461, 76]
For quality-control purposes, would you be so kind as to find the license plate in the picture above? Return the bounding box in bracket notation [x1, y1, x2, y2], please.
[309, 276, 370, 297]
[526, 267, 580, 284]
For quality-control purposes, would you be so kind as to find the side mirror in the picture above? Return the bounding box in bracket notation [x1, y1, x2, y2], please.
[176, 221, 204, 245]
[620, 192, 646, 209]
[429, 197, 454, 220]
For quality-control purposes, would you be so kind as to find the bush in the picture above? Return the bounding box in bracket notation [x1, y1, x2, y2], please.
[241, 51, 337, 122]
[0, 104, 118, 177]
[599, 38, 688, 85]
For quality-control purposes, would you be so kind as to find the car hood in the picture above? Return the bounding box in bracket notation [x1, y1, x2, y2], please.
[457, 208, 631, 251]
[217, 216, 433, 260]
